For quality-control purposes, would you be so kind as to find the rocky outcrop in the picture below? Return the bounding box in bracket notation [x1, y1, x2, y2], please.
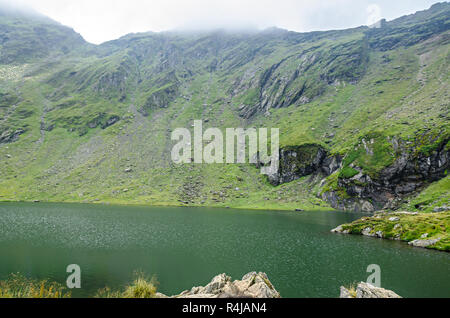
[258, 136, 448, 213]
[256, 144, 341, 186]
[142, 84, 178, 111]
[0, 128, 26, 144]
[323, 137, 449, 212]
[238, 38, 368, 119]
[87, 113, 121, 130]
[340, 283, 402, 298]
[139, 71, 180, 116]
[157, 272, 281, 299]
[323, 191, 377, 213]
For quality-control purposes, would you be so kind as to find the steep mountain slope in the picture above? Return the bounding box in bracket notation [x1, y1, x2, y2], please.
[0, 3, 448, 212]
[0, 7, 89, 64]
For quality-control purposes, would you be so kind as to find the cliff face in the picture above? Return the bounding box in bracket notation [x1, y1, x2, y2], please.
[260, 135, 448, 213]
[322, 137, 449, 212]
[257, 144, 341, 186]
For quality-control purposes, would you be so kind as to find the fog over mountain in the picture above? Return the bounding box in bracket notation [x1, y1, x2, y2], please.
[0, 0, 444, 44]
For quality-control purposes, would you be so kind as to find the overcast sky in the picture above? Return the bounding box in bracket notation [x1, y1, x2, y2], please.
[0, 0, 444, 44]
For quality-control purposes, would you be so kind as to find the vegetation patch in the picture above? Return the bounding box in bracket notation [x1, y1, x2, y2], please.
[339, 212, 450, 251]
[0, 272, 159, 299]
[339, 166, 359, 179]
[0, 273, 71, 298]
[342, 132, 396, 178]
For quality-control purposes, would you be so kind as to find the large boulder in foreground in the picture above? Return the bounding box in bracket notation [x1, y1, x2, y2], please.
[158, 272, 281, 299]
[340, 283, 402, 298]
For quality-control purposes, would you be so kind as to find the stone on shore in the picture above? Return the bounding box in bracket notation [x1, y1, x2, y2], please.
[340, 282, 402, 298]
[408, 237, 442, 248]
[160, 272, 281, 298]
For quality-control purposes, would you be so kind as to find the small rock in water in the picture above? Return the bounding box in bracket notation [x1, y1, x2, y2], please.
[331, 225, 343, 233]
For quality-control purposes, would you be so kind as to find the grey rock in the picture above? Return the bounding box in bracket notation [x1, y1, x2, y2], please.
[339, 286, 353, 298]
[408, 237, 441, 248]
[0, 129, 25, 144]
[340, 283, 402, 298]
[361, 201, 375, 212]
[331, 225, 343, 233]
[361, 227, 373, 236]
[163, 272, 280, 299]
[433, 206, 449, 213]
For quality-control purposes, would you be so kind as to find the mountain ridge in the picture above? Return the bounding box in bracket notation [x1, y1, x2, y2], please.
[0, 3, 448, 212]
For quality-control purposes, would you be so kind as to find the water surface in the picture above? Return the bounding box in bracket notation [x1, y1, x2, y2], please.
[0, 203, 448, 298]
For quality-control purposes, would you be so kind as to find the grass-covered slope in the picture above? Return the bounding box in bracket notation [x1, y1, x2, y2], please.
[0, 3, 449, 212]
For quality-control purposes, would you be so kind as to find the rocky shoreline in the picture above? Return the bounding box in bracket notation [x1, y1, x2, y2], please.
[155, 272, 402, 299]
[156, 272, 281, 298]
[332, 211, 449, 252]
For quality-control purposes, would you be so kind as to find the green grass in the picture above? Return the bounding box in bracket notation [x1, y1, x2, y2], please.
[339, 166, 360, 179]
[339, 212, 450, 251]
[0, 273, 71, 298]
[0, 272, 159, 299]
[402, 176, 450, 213]
[96, 272, 159, 298]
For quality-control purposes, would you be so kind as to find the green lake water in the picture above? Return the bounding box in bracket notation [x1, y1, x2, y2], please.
[0, 202, 448, 298]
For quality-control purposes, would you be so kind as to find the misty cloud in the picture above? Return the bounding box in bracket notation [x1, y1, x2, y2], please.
[366, 4, 382, 25]
[0, 0, 443, 44]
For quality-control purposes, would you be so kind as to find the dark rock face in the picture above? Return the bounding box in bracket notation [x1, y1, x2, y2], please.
[0, 129, 25, 144]
[238, 38, 368, 119]
[257, 144, 341, 186]
[87, 113, 121, 130]
[324, 139, 449, 212]
[101, 115, 120, 129]
[139, 72, 180, 116]
[322, 191, 377, 213]
[264, 138, 448, 213]
[144, 84, 178, 110]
